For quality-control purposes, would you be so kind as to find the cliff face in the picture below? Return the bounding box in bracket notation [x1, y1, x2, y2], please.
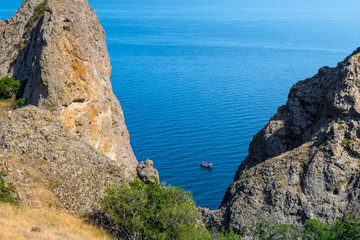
[0, 0, 137, 176]
[201, 49, 360, 231]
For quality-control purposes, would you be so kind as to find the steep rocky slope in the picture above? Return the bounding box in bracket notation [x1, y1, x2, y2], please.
[0, 0, 137, 176]
[0, 106, 125, 212]
[201, 49, 360, 231]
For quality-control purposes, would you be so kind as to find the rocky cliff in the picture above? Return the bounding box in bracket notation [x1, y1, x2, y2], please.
[201, 49, 360, 231]
[0, 0, 137, 176]
[0, 0, 139, 213]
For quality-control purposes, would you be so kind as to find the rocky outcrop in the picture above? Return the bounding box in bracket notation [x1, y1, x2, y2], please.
[137, 159, 160, 184]
[0, 0, 137, 176]
[202, 49, 360, 232]
[0, 106, 125, 212]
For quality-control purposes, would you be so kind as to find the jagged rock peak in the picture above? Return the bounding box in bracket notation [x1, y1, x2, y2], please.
[0, 0, 137, 176]
[201, 48, 360, 233]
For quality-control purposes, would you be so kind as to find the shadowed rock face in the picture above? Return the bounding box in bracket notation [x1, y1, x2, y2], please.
[0, 0, 137, 176]
[201, 49, 360, 232]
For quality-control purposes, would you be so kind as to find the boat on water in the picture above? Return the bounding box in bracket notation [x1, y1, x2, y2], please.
[200, 161, 213, 169]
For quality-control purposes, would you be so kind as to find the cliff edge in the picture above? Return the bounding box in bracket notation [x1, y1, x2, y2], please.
[0, 0, 137, 176]
[201, 49, 360, 231]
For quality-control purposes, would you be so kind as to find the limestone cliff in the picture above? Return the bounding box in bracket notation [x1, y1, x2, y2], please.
[201, 49, 360, 231]
[0, 0, 137, 176]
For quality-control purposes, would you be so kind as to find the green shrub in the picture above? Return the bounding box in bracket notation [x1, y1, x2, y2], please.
[0, 172, 17, 205]
[212, 227, 242, 240]
[304, 215, 360, 240]
[34, 0, 48, 17]
[304, 219, 334, 240]
[250, 219, 300, 240]
[0, 77, 21, 99]
[331, 215, 360, 239]
[14, 97, 26, 107]
[0, 76, 26, 107]
[101, 178, 211, 240]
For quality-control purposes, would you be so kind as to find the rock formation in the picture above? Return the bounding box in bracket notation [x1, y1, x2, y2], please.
[0, 0, 137, 176]
[0, 0, 140, 213]
[137, 159, 160, 184]
[201, 49, 360, 232]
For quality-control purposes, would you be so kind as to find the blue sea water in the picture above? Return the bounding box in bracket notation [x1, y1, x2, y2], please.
[3, 0, 360, 209]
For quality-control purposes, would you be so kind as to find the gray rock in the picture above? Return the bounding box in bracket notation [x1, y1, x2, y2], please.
[137, 159, 160, 184]
[31, 226, 42, 232]
[202, 49, 360, 233]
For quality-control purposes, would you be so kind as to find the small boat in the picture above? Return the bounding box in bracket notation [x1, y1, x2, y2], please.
[200, 161, 213, 169]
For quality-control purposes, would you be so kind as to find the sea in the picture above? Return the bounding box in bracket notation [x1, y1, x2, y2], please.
[2, 0, 360, 210]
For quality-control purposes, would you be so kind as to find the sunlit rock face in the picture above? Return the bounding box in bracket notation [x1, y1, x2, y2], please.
[0, 0, 137, 176]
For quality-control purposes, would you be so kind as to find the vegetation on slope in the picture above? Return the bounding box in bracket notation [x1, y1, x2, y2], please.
[0, 75, 25, 107]
[245, 216, 360, 240]
[101, 177, 360, 239]
[0, 171, 16, 205]
[101, 177, 211, 240]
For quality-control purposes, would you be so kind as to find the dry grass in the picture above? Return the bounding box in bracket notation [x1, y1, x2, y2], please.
[0, 99, 15, 117]
[0, 203, 115, 240]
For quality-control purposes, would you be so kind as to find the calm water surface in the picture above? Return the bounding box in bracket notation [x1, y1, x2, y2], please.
[3, 0, 360, 209]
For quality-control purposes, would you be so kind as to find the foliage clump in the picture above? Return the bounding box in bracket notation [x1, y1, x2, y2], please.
[101, 178, 211, 240]
[304, 215, 360, 240]
[250, 219, 299, 240]
[211, 227, 241, 240]
[0, 76, 25, 107]
[248, 215, 360, 240]
[0, 77, 20, 99]
[34, 0, 48, 18]
[0, 172, 17, 205]
[101, 178, 360, 240]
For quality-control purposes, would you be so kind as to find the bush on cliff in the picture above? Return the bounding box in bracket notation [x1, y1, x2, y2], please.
[101, 178, 211, 240]
[0, 171, 17, 205]
[250, 219, 299, 240]
[304, 215, 360, 240]
[0, 76, 25, 107]
[34, 0, 48, 18]
[0, 77, 20, 99]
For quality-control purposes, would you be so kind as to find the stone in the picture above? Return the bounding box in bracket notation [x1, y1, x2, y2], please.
[31, 226, 42, 232]
[136, 159, 160, 184]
